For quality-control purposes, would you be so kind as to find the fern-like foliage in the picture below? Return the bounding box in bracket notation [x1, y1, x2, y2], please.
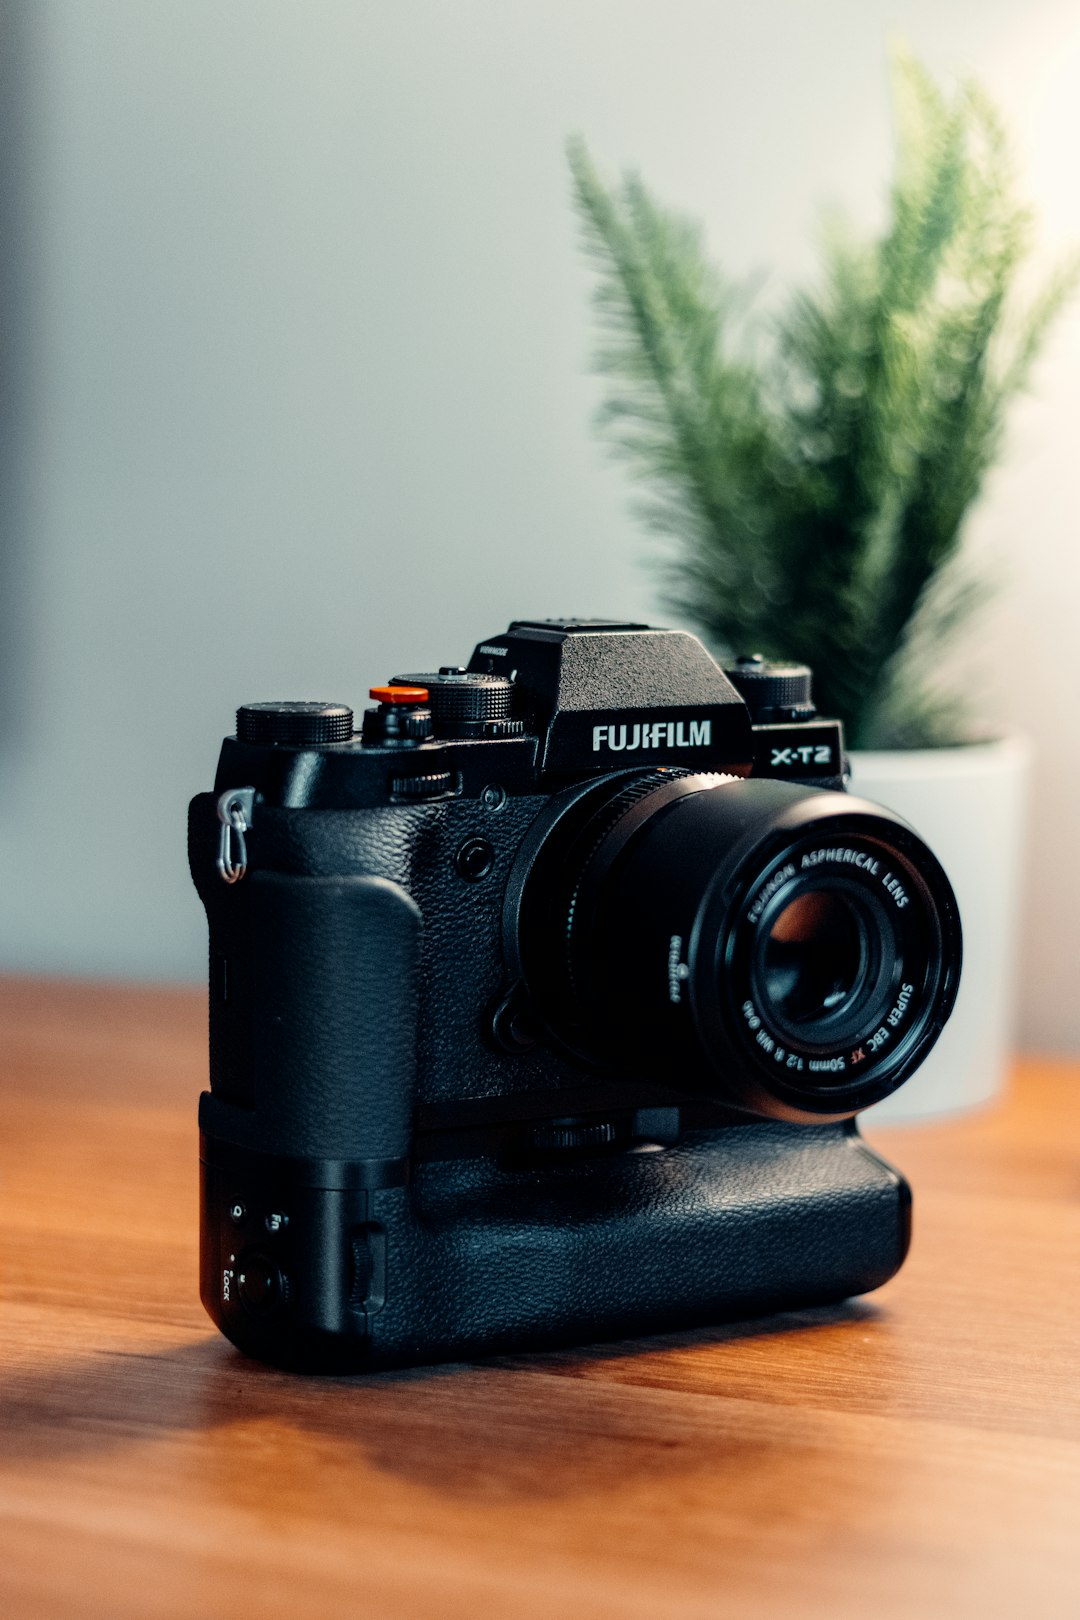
[569, 48, 1077, 746]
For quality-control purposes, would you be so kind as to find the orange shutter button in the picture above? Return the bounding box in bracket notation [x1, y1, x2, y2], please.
[361, 684, 433, 747]
[369, 684, 430, 705]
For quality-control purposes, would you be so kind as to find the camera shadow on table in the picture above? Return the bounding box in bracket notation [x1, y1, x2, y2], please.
[0, 1297, 884, 1505]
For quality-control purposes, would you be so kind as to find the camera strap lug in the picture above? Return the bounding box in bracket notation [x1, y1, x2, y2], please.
[216, 787, 256, 884]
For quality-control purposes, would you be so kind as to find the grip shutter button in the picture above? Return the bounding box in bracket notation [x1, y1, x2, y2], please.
[236, 1252, 288, 1315]
[237, 702, 354, 746]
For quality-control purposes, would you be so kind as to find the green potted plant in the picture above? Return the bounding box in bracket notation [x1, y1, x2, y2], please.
[568, 49, 1076, 1118]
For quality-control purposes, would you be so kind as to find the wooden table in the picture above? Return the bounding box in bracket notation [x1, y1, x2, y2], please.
[2, 976, 1078, 1619]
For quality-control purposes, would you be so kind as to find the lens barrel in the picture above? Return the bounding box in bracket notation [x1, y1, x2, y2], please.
[515, 771, 961, 1121]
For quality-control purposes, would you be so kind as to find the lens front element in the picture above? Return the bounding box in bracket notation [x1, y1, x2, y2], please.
[761, 888, 871, 1033]
[725, 826, 940, 1109]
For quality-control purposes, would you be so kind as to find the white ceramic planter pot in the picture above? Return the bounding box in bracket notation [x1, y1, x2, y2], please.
[849, 737, 1030, 1123]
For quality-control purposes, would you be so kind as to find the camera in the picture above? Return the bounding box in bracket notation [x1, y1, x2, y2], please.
[189, 618, 961, 1371]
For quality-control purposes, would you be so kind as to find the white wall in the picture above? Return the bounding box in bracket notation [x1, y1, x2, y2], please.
[1, 1, 1078, 1053]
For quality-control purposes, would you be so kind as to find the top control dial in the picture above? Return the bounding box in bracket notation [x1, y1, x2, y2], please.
[390, 670, 523, 738]
[724, 656, 816, 723]
[236, 702, 354, 746]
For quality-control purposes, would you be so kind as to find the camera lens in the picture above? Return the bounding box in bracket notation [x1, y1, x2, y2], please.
[751, 879, 899, 1054]
[514, 772, 961, 1121]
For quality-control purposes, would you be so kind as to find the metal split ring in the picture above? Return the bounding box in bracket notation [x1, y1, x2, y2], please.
[216, 788, 256, 884]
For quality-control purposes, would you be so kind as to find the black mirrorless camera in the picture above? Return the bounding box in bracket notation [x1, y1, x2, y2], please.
[189, 619, 961, 1372]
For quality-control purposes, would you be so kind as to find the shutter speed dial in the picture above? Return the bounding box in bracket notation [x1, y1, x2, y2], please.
[391, 671, 523, 738]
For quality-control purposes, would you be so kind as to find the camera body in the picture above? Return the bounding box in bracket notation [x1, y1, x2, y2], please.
[189, 619, 960, 1371]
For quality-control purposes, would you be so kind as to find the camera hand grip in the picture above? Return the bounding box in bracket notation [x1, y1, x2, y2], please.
[202, 872, 422, 1162]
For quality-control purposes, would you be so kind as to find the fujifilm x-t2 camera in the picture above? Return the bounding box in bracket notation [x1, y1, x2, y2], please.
[189, 619, 961, 1371]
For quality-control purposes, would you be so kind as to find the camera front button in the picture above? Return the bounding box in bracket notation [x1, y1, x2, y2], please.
[456, 837, 495, 880]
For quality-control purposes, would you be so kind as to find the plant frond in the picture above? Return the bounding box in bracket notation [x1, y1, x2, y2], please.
[568, 52, 1077, 746]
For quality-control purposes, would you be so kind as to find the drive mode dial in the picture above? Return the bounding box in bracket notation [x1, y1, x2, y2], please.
[236, 702, 354, 746]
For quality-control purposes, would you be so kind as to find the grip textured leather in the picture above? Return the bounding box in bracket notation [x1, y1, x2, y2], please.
[201, 1121, 908, 1371]
[199, 871, 420, 1160]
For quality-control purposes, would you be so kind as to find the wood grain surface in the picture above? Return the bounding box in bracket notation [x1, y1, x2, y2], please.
[1, 975, 1078, 1619]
